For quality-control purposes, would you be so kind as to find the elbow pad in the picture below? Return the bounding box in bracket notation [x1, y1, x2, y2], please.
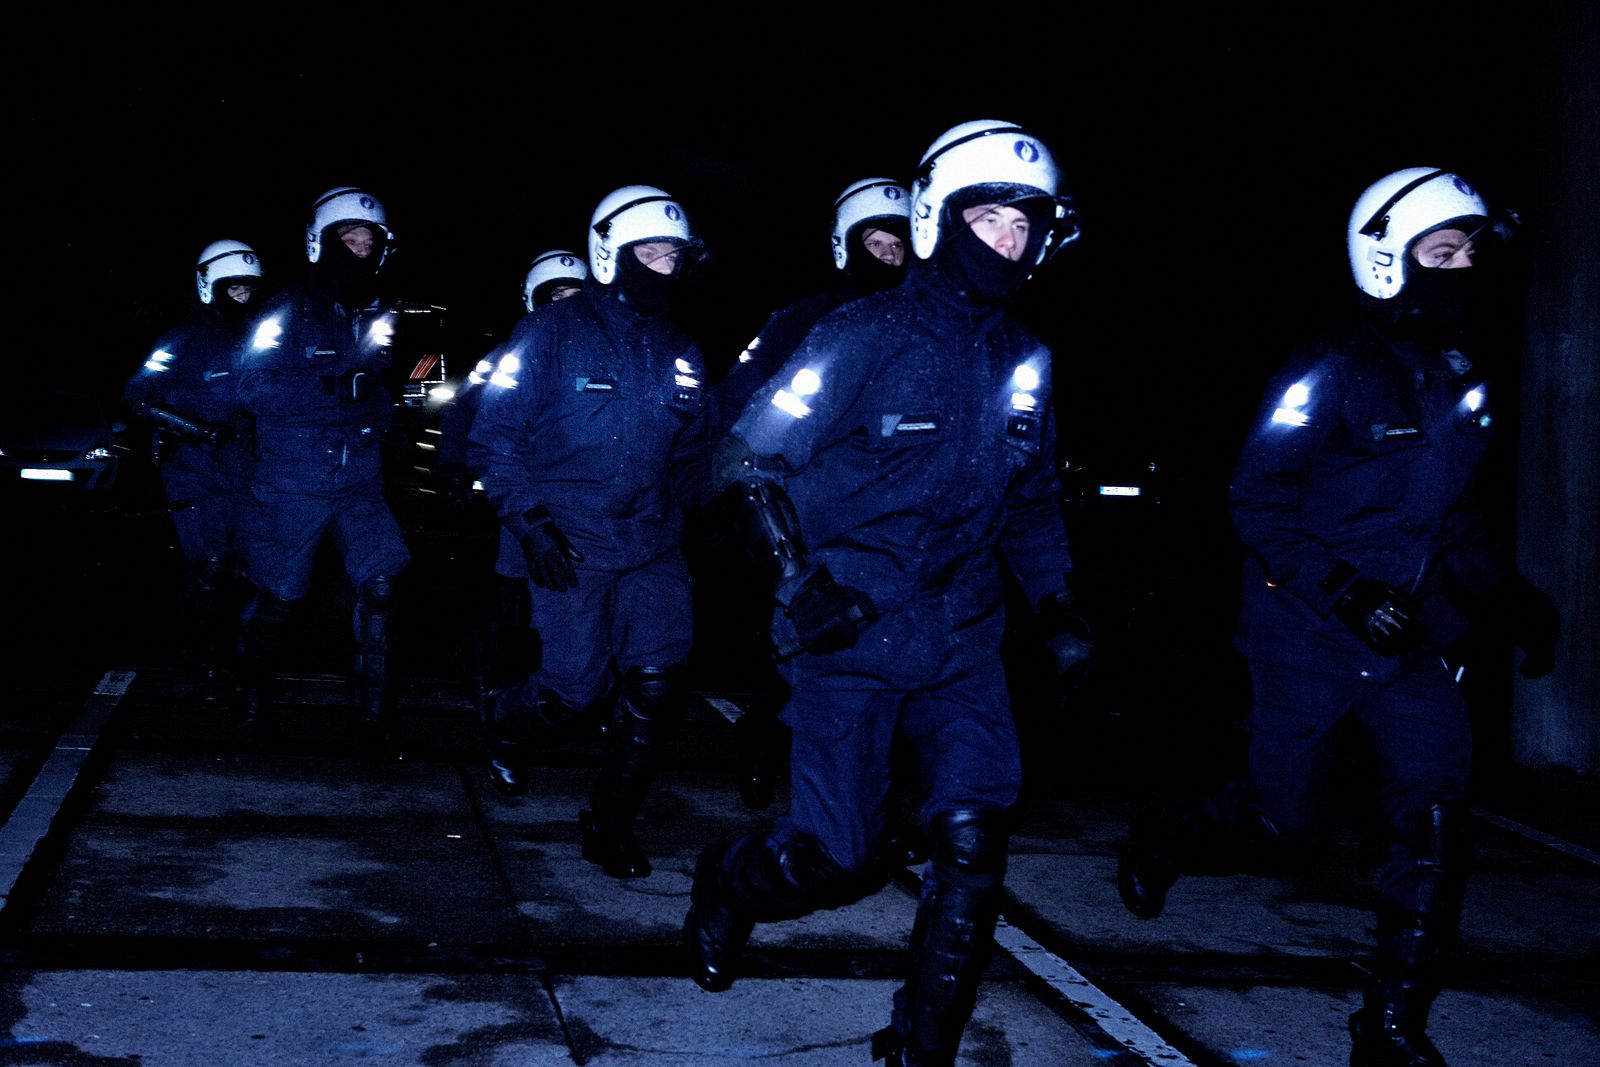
[725, 478, 810, 590]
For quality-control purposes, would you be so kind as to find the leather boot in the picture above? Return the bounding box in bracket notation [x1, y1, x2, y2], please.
[583, 666, 686, 878]
[353, 576, 397, 741]
[234, 591, 295, 732]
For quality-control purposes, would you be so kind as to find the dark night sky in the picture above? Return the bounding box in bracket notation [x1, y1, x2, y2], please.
[12, 5, 1576, 491]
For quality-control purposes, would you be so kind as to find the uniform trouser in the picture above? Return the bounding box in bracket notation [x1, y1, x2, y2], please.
[160, 443, 254, 565]
[512, 554, 693, 711]
[1244, 657, 1472, 911]
[248, 483, 411, 602]
[724, 663, 1019, 1063]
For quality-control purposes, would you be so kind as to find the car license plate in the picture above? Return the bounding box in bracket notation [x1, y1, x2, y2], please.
[21, 468, 74, 481]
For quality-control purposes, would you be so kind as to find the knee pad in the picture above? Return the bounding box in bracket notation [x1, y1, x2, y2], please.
[924, 808, 1009, 889]
[620, 663, 688, 722]
[247, 591, 297, 630]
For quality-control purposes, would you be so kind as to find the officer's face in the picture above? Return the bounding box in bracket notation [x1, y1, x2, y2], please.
[225, 283, 256, 304]
[962, 204, 1031, 262]
[339, 225, 378, 259]
[548, 284, 581, 302]
[633, 241, 681, 276]
[861, 228, 905, 266]
[1412, 228, 1475, 269]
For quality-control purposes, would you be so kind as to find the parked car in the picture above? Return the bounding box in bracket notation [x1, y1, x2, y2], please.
[0, 389, 128, 492]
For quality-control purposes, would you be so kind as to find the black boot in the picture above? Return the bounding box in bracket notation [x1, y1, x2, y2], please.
[1349, 803, 1467, 1067]
[179, 556, 232, 695]
[684, 829, 876, 993]
[582, 665, 687, 878]
[234, 591, 296, 733]
[879, 809, 1008, 1067]
[353, 576, 397, 739]
[1117, 797, 1185, 920]
[481, 684, 582, 797]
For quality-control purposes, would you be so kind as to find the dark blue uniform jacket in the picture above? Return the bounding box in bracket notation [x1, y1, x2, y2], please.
[466, 284, 713, 572]
[1229, 316, 1509, 681]
[727, 263, 1074, 686]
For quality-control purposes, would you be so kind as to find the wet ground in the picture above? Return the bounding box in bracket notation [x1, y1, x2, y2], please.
[0, 452, 1595, 1065]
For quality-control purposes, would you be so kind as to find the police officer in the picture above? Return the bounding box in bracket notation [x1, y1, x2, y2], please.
[438, 250, 591, 700]
[122, 239, 267, 690]
[708, 178, 913, 811]
[682, 120, 1094, 1066]
[233, 187, 412, 735]
[1115, 168, 1559, 1067]
[468, 188, 713, 880]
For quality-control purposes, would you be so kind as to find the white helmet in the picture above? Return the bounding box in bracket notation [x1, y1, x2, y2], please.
[831, 177, 911, 270]
[195, 239, 263, 305]
[306, 186, 395, 265]
[1347, 168, 1489, 300]
[910, 119, 1078, 265]
[522, 250, 589, 311]
[587, 185, 692, 285]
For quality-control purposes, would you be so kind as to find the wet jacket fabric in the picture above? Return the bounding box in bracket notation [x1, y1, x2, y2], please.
[727, 261, 1074, 690]
[122, 304, 255, 562]
[466, 283, 714, 574]
[1228, 314, 1508, 682]
[235, 280, 410, 598]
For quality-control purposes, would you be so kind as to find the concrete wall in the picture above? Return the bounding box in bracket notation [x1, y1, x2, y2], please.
[1514, 4, 1600, 773]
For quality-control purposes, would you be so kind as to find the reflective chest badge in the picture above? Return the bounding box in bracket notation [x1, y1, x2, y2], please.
[575, 376, 618, 393]
[881, 414, 941, 437]
[1371, 423, 1423, 442]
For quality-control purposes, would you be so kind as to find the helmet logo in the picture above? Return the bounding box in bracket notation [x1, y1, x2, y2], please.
[560, 256, 575, 266]
[242, 253, 257, 265]
[1013, 139, 1041, 163]
[664, 204, 682, 221]
[883, 187, 902, 201]
[1451, 176, 1475, 196]
[359, 196, 376, 210]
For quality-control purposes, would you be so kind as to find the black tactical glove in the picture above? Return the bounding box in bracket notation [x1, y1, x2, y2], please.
[1334, 579, 1427, 656]
[1037, 591, 1095, 693]
[778, 565, 876, 658]
[336, 366, 376, 403]
[1484, 575, 1559, 679]
[519, 507, 584, 592]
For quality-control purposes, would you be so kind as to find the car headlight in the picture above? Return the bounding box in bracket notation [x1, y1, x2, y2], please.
[84, 447, 115, 460]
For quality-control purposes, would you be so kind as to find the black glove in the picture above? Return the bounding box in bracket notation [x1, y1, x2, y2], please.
[337, 366, 375, 403]
[520, 511, 584, 592]
[1485, 575, 1559, 679]
[1334, 579, 1427, 656]
[779, 565, 876, 658]
[1038, 591, 1095, 692]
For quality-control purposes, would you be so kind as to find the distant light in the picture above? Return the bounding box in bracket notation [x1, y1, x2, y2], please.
[428, 385, 456, 402]
[1099, 485, 1141, 497]
[83, 447, 115, 460]
[1012, 363, 1040, 391]
[470, 479, 485, 491]
[790, 368, 822, 396]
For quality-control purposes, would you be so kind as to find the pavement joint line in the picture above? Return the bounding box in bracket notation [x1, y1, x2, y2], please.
[990, 915, 1197, 1066]
[1474, 807, 1600, 867]
[0, 669, 135, 910]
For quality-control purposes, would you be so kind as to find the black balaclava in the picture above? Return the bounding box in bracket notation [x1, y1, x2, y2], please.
[842, 217, 910, 294]
[935, 190, 1049, 304]
[1367, 217, 1493, 351]
[614, 241, 679, 316]
[212, 281, 262, 339]
[315, 226, 385, 309]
